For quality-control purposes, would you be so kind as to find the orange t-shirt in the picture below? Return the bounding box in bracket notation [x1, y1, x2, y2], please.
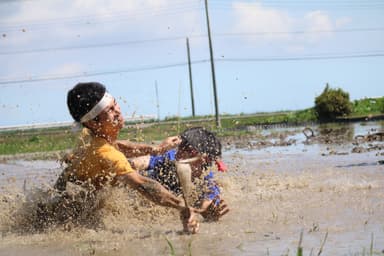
[67, 129, 134, 189]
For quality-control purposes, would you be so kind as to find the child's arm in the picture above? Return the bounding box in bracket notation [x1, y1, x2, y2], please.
[199, 197, 229, 221]
[115, 171, 200, 233]
[128, 155, 151, 171]
[129, 149, 177, 173]
[117, 136, 180, 158]
[198, 172, 229, 221]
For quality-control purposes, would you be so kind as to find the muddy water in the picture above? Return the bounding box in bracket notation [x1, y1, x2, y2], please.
[0, 122, 383, 255]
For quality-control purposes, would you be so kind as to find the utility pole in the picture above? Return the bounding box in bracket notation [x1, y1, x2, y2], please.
[204, 0, 221, 128]
[186, 37, 196, 117]
[154, 80, 160, 122]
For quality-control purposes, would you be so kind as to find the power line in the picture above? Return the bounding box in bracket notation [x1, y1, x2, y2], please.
[210, 2, 384, 12]
[0, 60, 210, 86]
[210, 0, 384, 8]
[0, 0, 36, 2]
[210, 0, 384, 2]
[1, 0, 382, 32]
[0, 2, 203, 32]
[215, 27, 384, 37]
[1, 8, 203, 32]
[0, 36, 194, 55]
[1, 1, 200, 24]
[219, 52, 384, 62]
[1, 52, 383, 86]
[1, 27, 383, 56]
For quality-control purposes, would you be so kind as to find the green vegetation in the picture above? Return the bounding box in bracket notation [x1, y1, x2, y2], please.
[164, 236, 176, 256]
[164, 236, 192, 256]
[351, 97, 384, 116]
[0, 95, 382, 156]
[0, 127, 77, 155]
[314, 83, 352, 120]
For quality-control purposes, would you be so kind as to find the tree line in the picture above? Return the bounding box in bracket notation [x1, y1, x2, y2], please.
[314, 83, 384, 121]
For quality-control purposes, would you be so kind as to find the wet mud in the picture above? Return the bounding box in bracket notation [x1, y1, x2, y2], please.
[0, 121, 383, 255]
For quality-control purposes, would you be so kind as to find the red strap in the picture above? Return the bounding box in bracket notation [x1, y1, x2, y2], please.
[215, 160, 227, 172]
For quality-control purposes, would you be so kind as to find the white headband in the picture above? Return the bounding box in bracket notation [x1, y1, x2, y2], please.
[80, 92, 114, 123]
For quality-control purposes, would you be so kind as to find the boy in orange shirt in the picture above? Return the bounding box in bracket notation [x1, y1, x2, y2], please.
[55, 82, 199, 233]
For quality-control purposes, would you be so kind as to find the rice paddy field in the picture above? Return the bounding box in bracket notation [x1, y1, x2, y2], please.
[0, 121, 383, 255]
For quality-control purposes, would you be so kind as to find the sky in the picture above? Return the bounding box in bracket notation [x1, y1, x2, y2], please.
[0, 0, 383, 127]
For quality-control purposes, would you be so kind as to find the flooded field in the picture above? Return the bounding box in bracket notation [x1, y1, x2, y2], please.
[0, 121, 383, 255]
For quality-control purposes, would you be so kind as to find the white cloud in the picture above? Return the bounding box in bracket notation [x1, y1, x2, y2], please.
[48, 62, 86, 75]
[0, 62, 87, 82]
[232, 2, 294, 41]
[303, 11, 334, 42]
[305, 11, 334, 31]
[0, 0, 204, 48]
[335, 17, 352, 28]
[231, 1, 351, 46]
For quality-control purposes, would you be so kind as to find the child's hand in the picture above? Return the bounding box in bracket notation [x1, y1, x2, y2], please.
[157, 136, 181, 154]
[200, 197, 229, 221]
[180, 207, 200, 234]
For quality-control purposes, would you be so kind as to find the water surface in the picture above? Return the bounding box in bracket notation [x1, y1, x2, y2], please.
[0, 121, 383, 255]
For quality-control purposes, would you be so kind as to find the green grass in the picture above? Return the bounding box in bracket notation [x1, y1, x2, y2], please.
[164, 236, 176, 256]
[351, 97, 384, 116]
[0, 97, 382, 156]
[0, 127, 77, 155]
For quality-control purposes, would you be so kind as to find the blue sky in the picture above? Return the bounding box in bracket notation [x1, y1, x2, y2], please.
[0, 0, 383, 126]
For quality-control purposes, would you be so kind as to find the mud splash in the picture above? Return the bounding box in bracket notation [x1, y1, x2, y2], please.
[0, 183, 179, 233]
[1, 151, 383, 255]
[0, 121, 383, 255]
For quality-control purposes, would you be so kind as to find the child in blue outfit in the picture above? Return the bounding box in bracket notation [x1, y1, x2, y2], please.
[147, 149, 221, 202]
[129, 127, 229, 221]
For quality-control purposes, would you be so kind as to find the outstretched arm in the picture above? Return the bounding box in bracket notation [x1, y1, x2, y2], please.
[115, 171, 200, 233]
[117, 171, 183, 209]
[197, 172, 229, 221]
[128, 155, 151, 171]
[117, 136, 181, 158]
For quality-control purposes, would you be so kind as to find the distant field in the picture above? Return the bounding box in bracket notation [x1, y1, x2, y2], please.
[0, 110, 314, 156]
[1, 99, 383, 156]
